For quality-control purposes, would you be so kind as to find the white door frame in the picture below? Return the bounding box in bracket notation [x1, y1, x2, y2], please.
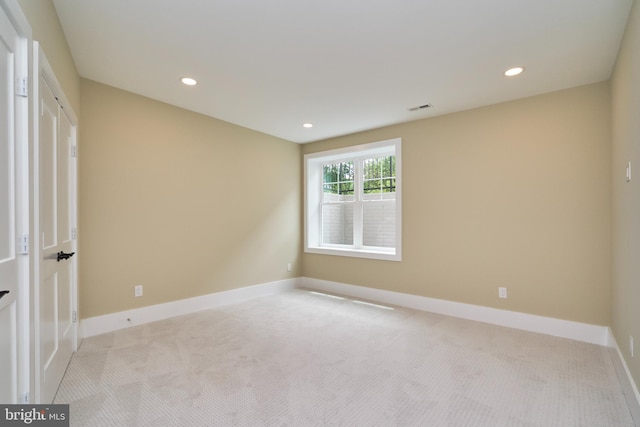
[32, 43, 79, 403]
[0, 0, 31, 404]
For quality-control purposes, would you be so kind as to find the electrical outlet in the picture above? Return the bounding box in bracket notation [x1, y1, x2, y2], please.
[287, 263, 292, 272]
[626, 161, 632, 183]
[134, 285, 143, 297]
[631, 336, 634, 358]
[498, 287, 507, 299]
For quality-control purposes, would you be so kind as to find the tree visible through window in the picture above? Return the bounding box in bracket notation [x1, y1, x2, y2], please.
[323, 161, 354, 196]
[363, 156, 395, 195]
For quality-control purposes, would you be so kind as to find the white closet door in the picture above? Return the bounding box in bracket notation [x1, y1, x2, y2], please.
[37, 73, 77, 404]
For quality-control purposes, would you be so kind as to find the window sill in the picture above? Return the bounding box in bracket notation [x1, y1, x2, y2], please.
[305, 246, 401, 262]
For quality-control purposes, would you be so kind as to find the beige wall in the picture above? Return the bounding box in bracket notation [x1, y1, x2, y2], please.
[18, 0, 80, 113]
[303, 82, 612, 326]
[79, 79, 301, 318]
[611, 0, 640, 393]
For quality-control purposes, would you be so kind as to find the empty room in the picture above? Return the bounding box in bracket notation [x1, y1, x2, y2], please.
[1, 0, 639, 425]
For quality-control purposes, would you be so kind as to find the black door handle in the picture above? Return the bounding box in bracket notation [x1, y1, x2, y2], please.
[0, 290, 9, 300]
[57, 251, 76, 262]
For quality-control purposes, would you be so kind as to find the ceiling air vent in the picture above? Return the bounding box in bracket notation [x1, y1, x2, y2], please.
[409, 103, 432, 112]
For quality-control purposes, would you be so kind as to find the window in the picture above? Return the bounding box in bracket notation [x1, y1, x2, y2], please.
[304, 138, 401, 261]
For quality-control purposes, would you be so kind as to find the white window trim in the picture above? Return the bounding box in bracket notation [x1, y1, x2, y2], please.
[304, 138, 402, 262]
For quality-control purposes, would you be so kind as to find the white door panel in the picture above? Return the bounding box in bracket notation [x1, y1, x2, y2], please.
[0, 4, 19, 404]
[40, 83, 57, 249]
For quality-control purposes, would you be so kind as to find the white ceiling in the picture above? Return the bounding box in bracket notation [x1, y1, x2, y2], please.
[52, 0, 633, 143]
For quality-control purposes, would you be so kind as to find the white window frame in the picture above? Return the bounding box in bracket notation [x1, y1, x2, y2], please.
[304, 138, 402, 261]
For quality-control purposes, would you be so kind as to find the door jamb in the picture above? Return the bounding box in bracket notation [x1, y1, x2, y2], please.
[0, 0, 31, 405]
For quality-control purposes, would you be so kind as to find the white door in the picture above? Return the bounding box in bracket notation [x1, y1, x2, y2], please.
[37, 73, 76, 404]
[0, 5, 20, 404]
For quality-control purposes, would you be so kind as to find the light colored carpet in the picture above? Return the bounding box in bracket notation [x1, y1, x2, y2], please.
[55, 289, 636, 426]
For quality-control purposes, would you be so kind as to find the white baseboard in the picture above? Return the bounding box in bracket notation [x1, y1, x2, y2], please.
[608, 328, 640, 419]
[301, 277, 610, 346]
[82, 276, 611, 346]
[80, 278, 299, 338]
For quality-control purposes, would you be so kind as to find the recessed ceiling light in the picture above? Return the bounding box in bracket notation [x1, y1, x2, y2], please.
[504, 67, 524, 77]
[181, 77, 197, 86]
[303, 123, 313, 128]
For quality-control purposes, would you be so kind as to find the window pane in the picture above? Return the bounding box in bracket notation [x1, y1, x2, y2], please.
[363, 200, 395, 248]
[339, 182, 354, 195]
[386, 156, 395, 178]
[363, 156, 395, 180]
[323, 183, 338, 194]
[363, 158, 381, 179]
[383, 178, 396, 193]
[323, 162, 354, 183]
[363, 179, 381, 194]
[322, 203, 354, 245]
[323, 164, 336, 184]
[324, 161, 354, 201]
[340, 162, 354, 182]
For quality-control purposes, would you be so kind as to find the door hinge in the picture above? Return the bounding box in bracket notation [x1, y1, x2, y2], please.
[71, 145, 77, 158]
[18, 234, 28, 254]
[72, 228, 77, 239]
[23, 392, 29, 404]
[72, 311, 78, 323]
[16, 76, 27, 97]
